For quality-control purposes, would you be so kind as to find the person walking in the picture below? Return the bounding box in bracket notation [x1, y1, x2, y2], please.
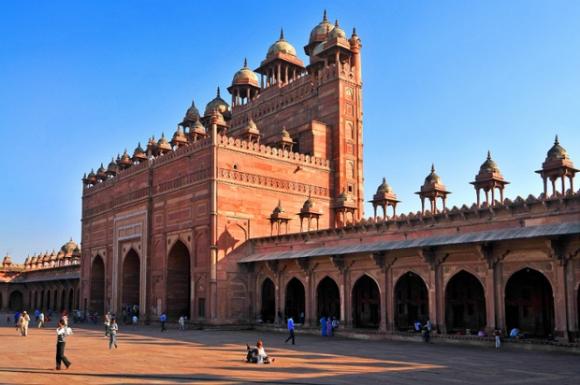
[104, 312, 111, 337]
[20, 311, 30, 336]
[108, 319, 118, 349]
[38, 312, 45, 328]
[178, 316, 185, 331]
[284, 317, 295, 345]
[55, 319, 72, 370]
[160, 312, 167, 332]
[494, 329, 502, 350]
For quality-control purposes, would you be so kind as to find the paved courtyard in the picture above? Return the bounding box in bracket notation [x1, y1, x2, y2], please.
[0, 324, 578, 385]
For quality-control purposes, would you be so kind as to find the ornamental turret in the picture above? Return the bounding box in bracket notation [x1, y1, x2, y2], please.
[416, 164, 451, 214]
[470, 151, 509, 207]
[255, 29, 305, 88]
[535, 135, 578, 197]
[370, 178, 400, 220]
[228, 58, 260, 107]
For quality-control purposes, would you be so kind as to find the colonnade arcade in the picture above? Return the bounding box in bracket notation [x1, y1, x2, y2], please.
[0, 283, 79, 312]
[251, 240, 580, 338]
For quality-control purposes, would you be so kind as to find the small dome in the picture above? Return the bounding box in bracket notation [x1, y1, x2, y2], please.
[49, 251, 57, 261]
[302, 197, 314, 211]
[245, 118, 260, 135]
[61, 239, 79, 255]
[232, 58, 259, 88]
[328, 20, 346, 40]
[87, 169, 97, 184]
[171, 126, 188, 146]
[191, 119, 206, 136]
[376, 177, 393, 194]
[118, 149, 133, 168]
[424, 164, 442, 185]
[267, 29, 297, 57]
[309, 10, 334, 44]
[157, 133, 172, 152]
[132, 142, 147, 162]
[96, 163, 107, 180]
[106, 158, 118, 176]
[31, 255, 38, 265]
[2, 255, 13, 267]
[204, 87, 230, 116]
[546, 135, 568, 161]
[479, 151, 500, 173]
[42, 252, 50, 263]
[181, 100, 200, 125]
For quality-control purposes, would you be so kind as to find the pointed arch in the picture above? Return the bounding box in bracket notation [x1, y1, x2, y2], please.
[260, 277, 276, 323]
[285, 277, 305, 322]
[505, 268, 554, 337]
[394, 271, 429, 330]
[317, 276, 340, 322]
[352, 274, 380, 329]
[445, 270, 486, 333]
[122, 248, 140, 310]
[167, 240, 192, 318]
[9, 290, 23, 311]
[90, 254, 105, 314]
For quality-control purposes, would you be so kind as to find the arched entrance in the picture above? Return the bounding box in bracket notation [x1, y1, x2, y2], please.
[90, 255, 105, 314]
[122, 249, 140, 311]
[260, 278, 276, 323]
[394, 272, 429, 331]
[285, 278, 305, 322]
[505, 268, 554, 337]
[9, 291, 23, 311]
[352, 275, 380, 329]
[167, 241, 191, 318]
[317, 276, 340, 322]
[445, 271, 486, 333]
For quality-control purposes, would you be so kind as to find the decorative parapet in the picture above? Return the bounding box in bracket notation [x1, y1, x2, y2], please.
[217, 134, 330, 168]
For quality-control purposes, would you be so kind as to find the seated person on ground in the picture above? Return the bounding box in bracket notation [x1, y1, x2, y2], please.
[246, 339, 275, 364]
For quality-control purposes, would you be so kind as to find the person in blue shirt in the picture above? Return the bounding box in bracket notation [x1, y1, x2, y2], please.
[284, 317, 295, 345]
[160, 312, 167, 332]
[320, 316, 327, 336]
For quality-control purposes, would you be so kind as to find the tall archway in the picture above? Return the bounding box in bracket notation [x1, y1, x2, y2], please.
[352, 275, 380, 329]
[90, 255, 105, 314]
[167, 241, 191, 318]
[505, 268, 554, 337]
[285, 278, 305, 322]
[68, 288, 74, 311]
[122, 249, 140, 310]
[9, 291, 23, 311]
[261, 278, 276, 323]
[317, 277, 340, 322]
[445, 271, 486, 333]
[394, 272, 429, 330]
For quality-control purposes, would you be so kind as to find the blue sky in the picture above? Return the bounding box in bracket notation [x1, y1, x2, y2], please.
[1, 1, 579, 261]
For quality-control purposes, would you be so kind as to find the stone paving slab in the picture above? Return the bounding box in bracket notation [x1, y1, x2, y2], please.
[0, 324, 578, 385]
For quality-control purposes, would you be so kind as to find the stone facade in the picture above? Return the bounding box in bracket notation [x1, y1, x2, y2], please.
[79, 12, 580, 340]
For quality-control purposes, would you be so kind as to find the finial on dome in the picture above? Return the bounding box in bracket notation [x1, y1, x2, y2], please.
[280, 28, 285, 40]
[335, 19, 339, 27]
[323, 9, 328, 22]
[216, 86, 221, 97]
[352, 27, 358, 37]
[243, 57, 248, 67]
[431, 163, 435, 173]
[487, 150, 491, 160]
[554, 134, 559, 145]
[191, 99, 196, 107]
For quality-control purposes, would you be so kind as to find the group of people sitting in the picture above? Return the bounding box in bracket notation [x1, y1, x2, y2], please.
[246, 339, 275, 364]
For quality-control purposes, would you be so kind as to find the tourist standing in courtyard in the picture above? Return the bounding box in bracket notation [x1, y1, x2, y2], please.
[55, 319, 72, 370]
[38, 311, 45, 328]
[104, 312, 111, 337]
[160, 312, 167, 332]
[494, 329, 502, 350]
[285, 317, 295, 345]
[326, 316, 333, 337]
[320, 316, 327, 336]
[178, 315, 185, 331]
[108, 318, 118, 349]
[18, 311, 30, 336]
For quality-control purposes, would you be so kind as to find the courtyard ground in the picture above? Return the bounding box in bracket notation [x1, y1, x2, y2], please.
[0, 324, 578, 385]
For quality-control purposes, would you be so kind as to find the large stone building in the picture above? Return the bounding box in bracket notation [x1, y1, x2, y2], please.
[0, 240, 81, 314]
[80, 12, 580, 339]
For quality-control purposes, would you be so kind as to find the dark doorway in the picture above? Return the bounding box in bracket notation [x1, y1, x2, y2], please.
[261, 278, 276, 323]
[9, 291, 23, 311]
[317, 277, 340, 322]
[122, 249, 140, 310]
[68, 288, 74, 311]
[505, 268, 554, 337]
[90, 255, 105, 314]
[60, 290, 66, 312]
[167, 241, 191, 318]
[285, 278, 305, 322]
[352, 275, 380, 329]
[46, 290, 51, 310]
[394, 272, 429, 331]
[445, 271, 486, 333]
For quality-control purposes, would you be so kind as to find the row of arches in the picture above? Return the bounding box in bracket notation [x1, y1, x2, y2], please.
[261, 268, 556, 336]
[89, 240, 193, 318]
[1, 286, 77, 312]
